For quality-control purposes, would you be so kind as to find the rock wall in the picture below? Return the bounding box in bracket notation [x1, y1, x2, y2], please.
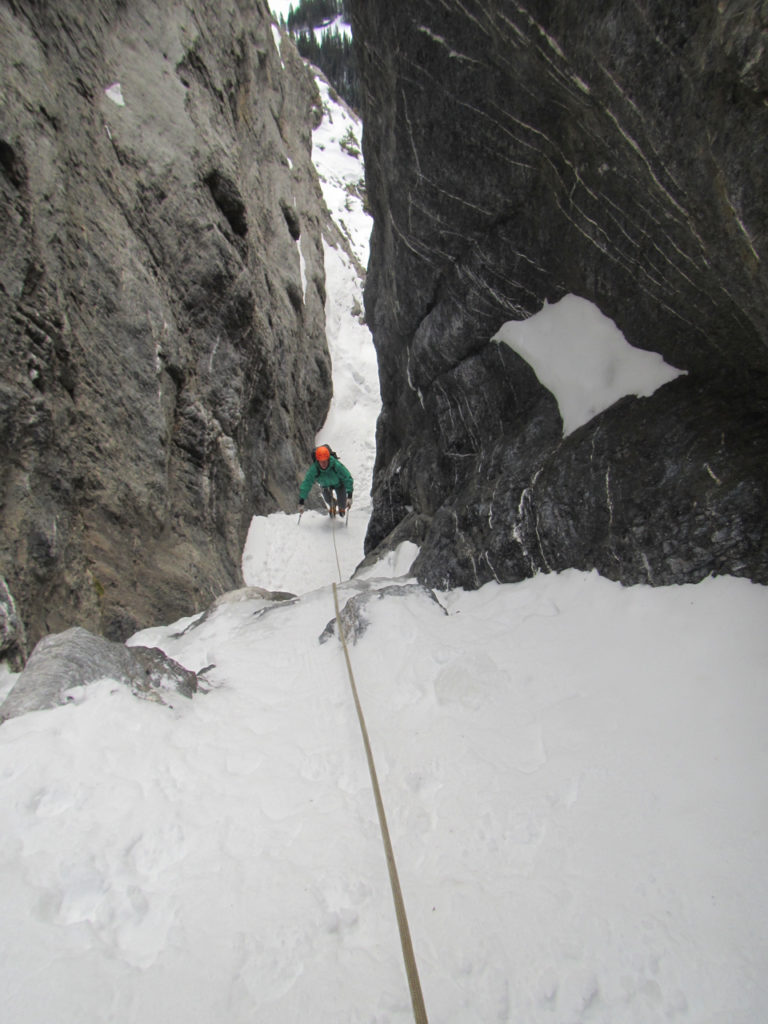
[351, 0, 768, 588]
[1, 0, 332, 650]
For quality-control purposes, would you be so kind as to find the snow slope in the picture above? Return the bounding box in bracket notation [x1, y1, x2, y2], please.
[2, 65, 767, 1024]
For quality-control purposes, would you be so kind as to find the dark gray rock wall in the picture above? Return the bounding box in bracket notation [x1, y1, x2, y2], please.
[1, 0, 333, 647]
[351, 0, 768, 588]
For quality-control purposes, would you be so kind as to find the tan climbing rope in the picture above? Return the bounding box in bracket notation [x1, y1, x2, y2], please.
[332, 581, 429, 1024]
[330, 512, 344, 583]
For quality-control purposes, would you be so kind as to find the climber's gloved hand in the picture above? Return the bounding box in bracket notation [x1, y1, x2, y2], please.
[347, 496, 353, 509]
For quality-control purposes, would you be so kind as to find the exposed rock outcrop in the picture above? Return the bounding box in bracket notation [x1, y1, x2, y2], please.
[320, 581, 446, 644]
[351, 0, 768, 587]
[0, 626, 197, 723]
[1, 0, 333, 650]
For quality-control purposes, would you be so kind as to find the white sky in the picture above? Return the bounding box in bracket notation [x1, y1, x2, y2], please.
[3, 57, 768, 1024]
[268, 0, 296, 22]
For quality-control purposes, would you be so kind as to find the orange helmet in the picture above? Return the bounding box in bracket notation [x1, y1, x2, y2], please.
[315, 445, 331, 464]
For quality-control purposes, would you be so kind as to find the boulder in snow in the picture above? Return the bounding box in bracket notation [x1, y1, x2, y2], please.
[0, 627, 197, 723]
[320, 582, 446, 645]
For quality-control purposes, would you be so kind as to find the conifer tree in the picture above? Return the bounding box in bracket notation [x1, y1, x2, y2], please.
[283, 0, 360, 111]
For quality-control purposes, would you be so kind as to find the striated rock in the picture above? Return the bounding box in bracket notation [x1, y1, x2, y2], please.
[352, 0, 768, 588]
[0, 626, 197, 723]
[0, 0, 334, 650]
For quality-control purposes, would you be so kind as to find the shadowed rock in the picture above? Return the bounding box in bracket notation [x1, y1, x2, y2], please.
[351, 0, 768, 589]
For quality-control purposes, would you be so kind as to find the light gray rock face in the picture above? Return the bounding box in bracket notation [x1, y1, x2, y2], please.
[0, 626, 197, 723]
[1, 0, 333, 649]
[351, 0, 768, 588]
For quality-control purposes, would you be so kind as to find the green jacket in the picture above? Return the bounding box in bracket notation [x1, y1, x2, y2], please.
[299, 456, 354, 501]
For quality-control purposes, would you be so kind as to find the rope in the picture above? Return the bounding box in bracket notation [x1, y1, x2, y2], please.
[332, 581, 429, 1024]
[330, 512, 344, 584]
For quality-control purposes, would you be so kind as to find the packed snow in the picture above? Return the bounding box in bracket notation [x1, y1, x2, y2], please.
[311, 15, 351, 43]
[104, 81, 125, 107]
[312, 75, 368, 267]
[2, 62, 768, 1024]
[493, 295, 686, 436]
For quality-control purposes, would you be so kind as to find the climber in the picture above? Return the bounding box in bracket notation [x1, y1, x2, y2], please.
[298, 444, 354, 517]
